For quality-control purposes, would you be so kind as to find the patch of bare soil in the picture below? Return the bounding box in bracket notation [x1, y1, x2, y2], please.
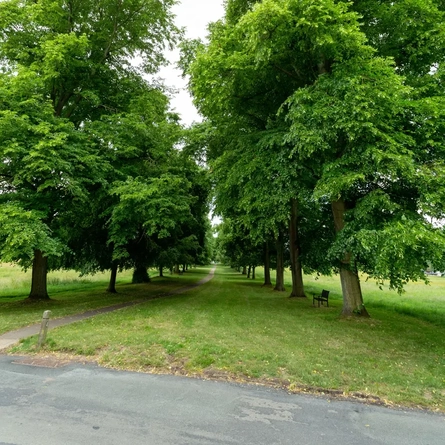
[11, 352, 97, 368]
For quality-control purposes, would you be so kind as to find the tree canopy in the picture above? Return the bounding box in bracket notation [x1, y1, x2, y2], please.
[1, 0, 445, 315]
[0, 0, 212, 298]
[186, 0, 445, 316]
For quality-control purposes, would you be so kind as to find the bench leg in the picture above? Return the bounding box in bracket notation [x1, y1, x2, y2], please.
[313, 297, 329, 307]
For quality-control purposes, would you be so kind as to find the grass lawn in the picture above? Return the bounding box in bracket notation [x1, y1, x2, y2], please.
[0, 263, 210, 334]
[3, 264, 445, 411]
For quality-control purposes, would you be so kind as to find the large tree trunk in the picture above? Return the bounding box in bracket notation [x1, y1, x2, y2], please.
[106, 262, 118, 293]
[289, 199, 306, 298]
[252, 266, 256, 279]
[274, 234, 286, 292]
[28, 249, 49, 300]
[331, 199, 369, 317]
[132, 263, 150, 283]
[263, 241, 272, 286]
[159, 265, 164, 277]
[242, 266, 247, 275]
[247, 265, 251, 278]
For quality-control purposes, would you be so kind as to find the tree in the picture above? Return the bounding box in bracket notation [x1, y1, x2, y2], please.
[0, 0, 177, 119]
[189, 0, 445, 316]
[187, 0, 340, 299]
[0, 0, 179, 298]
[185, 16, 308, 295]
[0, 70, 105, 298]
[243, 0, 445, 312]
[84, 85, 185, 286]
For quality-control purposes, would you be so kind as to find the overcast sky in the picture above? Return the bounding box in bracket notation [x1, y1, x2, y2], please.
[157, 0, 225, 125]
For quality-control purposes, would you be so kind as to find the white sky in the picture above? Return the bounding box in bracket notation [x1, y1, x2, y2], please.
[157, 0, 225, 125]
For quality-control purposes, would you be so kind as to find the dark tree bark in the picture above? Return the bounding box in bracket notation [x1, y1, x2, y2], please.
[106, 262, 118, 293]
[132, 263, 150, 283]
[274, 234, 286, 292]
[28, 249, 49, 300]
[247, 265, 251, 278]
[331, 198, 369, 317]
[159, 266, 164, 277]
[252, 266, 256, 279]
[289, 199, 306, 298]
[174, 264, 180, 274]
[263, 241, 272, 286]
[242, 266, 247, 275]
[182, 264, 186, 273]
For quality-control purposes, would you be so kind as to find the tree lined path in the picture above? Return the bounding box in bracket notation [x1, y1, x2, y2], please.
[1, 0, 445, 438]
[187, 0, 445, 317]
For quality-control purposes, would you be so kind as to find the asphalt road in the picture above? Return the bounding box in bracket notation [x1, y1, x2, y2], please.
[0, 355, 443, 445]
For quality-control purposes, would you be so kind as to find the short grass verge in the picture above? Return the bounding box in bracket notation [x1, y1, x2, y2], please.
[8, 265, 445, 412]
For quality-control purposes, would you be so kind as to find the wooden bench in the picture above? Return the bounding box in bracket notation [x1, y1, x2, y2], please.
[313, 289, 330, 307]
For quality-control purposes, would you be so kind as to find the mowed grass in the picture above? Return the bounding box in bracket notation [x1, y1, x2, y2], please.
[300, 270, 445, 327]
[8, 265, 445, 411]
[0, 263, 211, 334]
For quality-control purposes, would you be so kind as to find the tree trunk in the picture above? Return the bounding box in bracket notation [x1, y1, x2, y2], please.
[247, 265, 251, 278]
[132, 263, 150, 283]
[242, 266, 247, 275]
[182, 264, 186, 273]
[263, 241, 272, 286]
[331, 199, 369, 317]
[159, 266, 164, 277]
[106, 262, 118, 293]
[174, 264, 180, 274]
[28, 249, 49, 300]
[289, 199, 306, 298]
[252, 266, 256, 279]
[274, 234, 286, 292]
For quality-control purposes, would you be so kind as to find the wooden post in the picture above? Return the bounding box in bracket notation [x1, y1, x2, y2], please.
[38, 310, 51, 348]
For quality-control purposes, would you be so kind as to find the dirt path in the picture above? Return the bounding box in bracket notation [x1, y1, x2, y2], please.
[0, 267, 216, 351]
